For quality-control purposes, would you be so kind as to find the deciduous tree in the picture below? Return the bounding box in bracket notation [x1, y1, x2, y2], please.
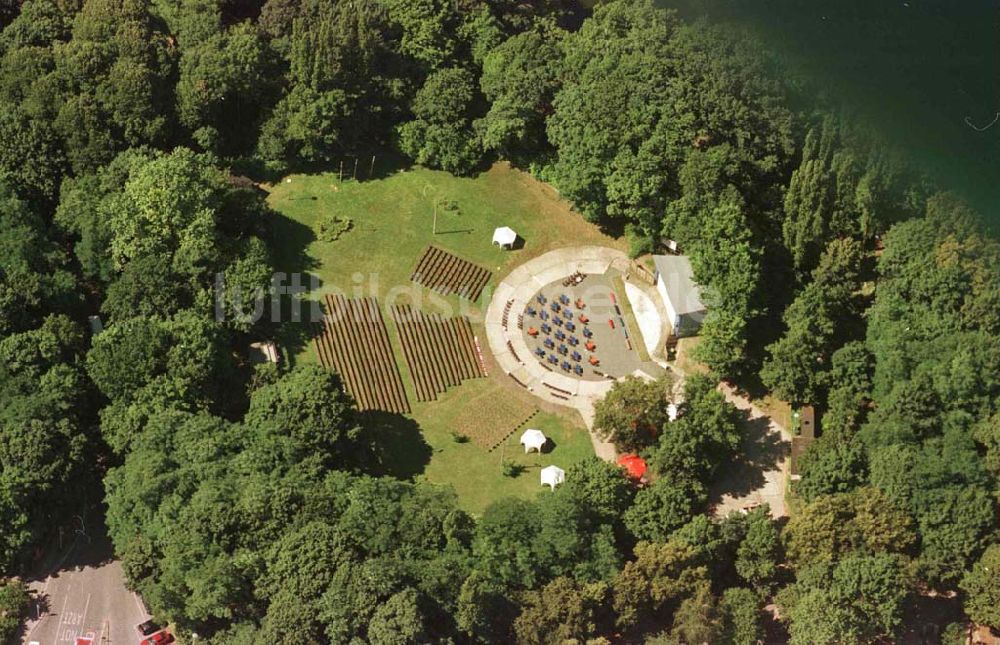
[593, 375, 672, 453]
[961, 544, 1000, 630]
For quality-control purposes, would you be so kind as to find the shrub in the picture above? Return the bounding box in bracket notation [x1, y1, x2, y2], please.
[317, 213, 353, 242]
[501, 460, 524, 478]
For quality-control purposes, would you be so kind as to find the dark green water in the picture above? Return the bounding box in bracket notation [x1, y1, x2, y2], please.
[655, 0, 1000, 231]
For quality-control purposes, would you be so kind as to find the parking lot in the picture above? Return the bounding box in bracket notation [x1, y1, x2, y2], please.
[22, 533, 151, 645]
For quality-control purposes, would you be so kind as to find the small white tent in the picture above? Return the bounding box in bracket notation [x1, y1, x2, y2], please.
[520, 429, 547, 453]
[667, 403, 679, 422]
[540, 465, 565, 490]
[492, 226, 518, 249]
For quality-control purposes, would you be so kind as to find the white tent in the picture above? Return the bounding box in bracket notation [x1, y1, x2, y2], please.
[667, 403, 679, 422]
[540, 465, 565, 490]
[492, 226, 518, 249]
[519, 429, 547, 453]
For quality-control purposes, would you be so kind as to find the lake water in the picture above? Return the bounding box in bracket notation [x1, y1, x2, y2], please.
[652, 0, 1000, 231]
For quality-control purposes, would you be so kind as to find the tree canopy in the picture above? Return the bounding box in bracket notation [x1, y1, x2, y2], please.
[0, 0, 996, 641]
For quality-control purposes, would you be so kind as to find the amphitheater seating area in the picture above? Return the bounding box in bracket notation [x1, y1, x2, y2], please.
[313, 294, 410, 414]
[410, 246, 492, 301]
[390, 304, 484, 402]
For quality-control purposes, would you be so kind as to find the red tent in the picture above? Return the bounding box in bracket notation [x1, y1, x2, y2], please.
[617, 454, 648, 481]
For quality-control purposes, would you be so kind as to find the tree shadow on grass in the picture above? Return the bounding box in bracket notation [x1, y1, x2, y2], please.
[359, 410, 432, 480]
[709, 412, 791, 503]
[261, 206, 324, 365]
[273, 151, 414, 183]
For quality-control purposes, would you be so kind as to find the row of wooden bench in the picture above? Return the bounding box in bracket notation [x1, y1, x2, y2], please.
[313, 294, 410, 414]
[506, 340, 521, 364]
[391, 304, 484, 402]
[501, 299, 513, 329]
[410, 246, 492, 301]
[544, 382, 573, 396]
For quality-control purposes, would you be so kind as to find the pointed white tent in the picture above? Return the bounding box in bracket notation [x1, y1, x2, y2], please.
[520, 429, 547, 453]
[492, 226, 518, 249]
[540, 465, 565, 490]
[667, 403, 679, 422]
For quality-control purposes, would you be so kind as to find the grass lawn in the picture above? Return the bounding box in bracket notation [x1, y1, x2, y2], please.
[413, 378, 597, 514]
[610, 274, 652, 363]
[265, 162, 619, 514]
[266, 161, 625, 317]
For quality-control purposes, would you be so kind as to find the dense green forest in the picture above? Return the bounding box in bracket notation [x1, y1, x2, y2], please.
[0, 0, 997, 642]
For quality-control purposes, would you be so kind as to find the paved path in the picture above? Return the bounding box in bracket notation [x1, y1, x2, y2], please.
[711, 383, 793, 518]
[485, 246, 643, 460]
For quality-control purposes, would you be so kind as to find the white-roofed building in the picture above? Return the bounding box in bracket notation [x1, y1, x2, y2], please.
[519, 429, 547, 453]
[492, 226, 518, 249]
[540, 465, 565, 490]
[652, 254, 707, 337]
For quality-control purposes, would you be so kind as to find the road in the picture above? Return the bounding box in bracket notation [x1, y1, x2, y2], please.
[21, 532, 151, 645]
[711, 382, 793, 518]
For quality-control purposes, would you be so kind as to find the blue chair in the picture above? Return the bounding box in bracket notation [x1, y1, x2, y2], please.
[540, 310, 549, 321]
[555, 330, 566, 341]
[571, 351, 582, 361]
[541, 323, 552, 334]
[561, 361, 572, 371]
[574, 365, 584, 376]
[558, 344, 568, 355]
[548, 354, 559, 365]
[537, 294, 547, 304]
[553, 317, 563, 327]
[560, 294, 570, 305]
[544, 338, 554, 349]
[564, 310, 573, 320]
[568, 336, 579, 346]
[583, 327, 593, 338]
[526, 306, 536, 316]
[535, 347, 545, 357]
[551, 302, 561, 312]
[565, 322, 576, 332]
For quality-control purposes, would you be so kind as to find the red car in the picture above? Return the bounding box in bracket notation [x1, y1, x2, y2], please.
[140, 631, 173, 645]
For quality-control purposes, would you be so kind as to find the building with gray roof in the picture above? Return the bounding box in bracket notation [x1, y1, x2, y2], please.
[652, 254, 707, 337]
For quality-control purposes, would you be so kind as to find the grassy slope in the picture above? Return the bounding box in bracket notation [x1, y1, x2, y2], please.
[266, 162, 623, 514]
[609, 274, 652, 363]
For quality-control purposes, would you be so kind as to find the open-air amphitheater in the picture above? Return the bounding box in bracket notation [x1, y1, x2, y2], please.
[309, 242, 794, 519]
[312, 245, 678, 434]
[484, 246, 673, 428]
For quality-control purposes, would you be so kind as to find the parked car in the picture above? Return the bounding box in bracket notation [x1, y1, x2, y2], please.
[136, 620, 161, 636]
[140, 631, 174, 645]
